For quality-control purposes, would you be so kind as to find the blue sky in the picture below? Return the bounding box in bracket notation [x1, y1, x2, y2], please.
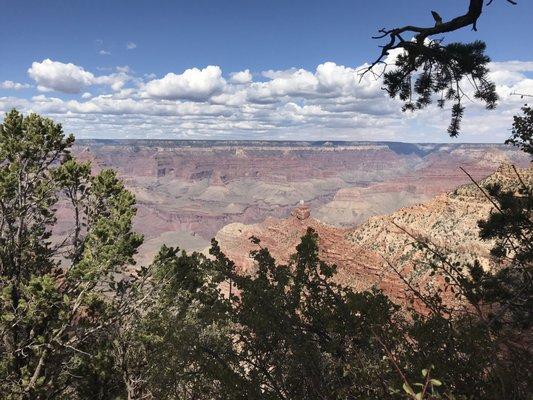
[1, 0, 532, 142]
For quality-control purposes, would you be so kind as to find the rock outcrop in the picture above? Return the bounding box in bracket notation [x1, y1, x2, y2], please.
[214, 164, 532, 308]
[291, 201, 311, 220]
[214, 204, 393, 293]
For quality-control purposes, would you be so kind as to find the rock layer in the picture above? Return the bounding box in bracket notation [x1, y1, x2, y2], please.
[214, 164, 532, 308]
[67, 140, 529, 264]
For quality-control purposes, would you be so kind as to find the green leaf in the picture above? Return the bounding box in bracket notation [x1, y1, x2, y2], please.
[2, 313, 15, 322]
[403, 383, 415, 396]
[430, 379, 442, 387]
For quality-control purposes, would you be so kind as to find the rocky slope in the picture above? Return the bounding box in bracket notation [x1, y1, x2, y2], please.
[214, 163, 532, 306]
[214, 203, 383, 290]
[348, 164, 532, 267]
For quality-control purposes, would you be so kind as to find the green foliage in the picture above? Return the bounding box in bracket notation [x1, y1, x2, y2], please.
[403, 168, 532, 398]
[383, 40, 497, 136]
[210, 229, 402, 399]
[401, 366, 445, 400]
[0, 109, 143, 399]
[475, 179, 532, 339]
[119, 229, 508, 400]
[506, 105, 533, 156]
[128, 246, 240, 399]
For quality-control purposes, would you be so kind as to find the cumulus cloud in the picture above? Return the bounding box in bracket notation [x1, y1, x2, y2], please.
[144, 66, 226, 101]
[251, 68, 317, 100]
[94, 72, 131, 91]
[230, 69, 252, 84]
[487, 61, 533, 87]
[246, 62, 383, 104]
[28, 59, 95, 93]
[4, 57, 532, 141]
[318, 62, 384, 99]
[489, 61, 533, 73]
[126, 42, 137, 50]
[1, 80, 31, 90]
[27, 59, 132, 93]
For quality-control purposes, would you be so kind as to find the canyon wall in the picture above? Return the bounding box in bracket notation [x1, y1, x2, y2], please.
[70, 140, 529, 264]
[214, 164, 532, 308]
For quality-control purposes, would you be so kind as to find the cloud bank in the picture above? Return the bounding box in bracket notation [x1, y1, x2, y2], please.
[1, 57, 532, 141]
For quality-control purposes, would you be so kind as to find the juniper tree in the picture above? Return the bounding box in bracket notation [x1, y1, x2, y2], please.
[506, 105, 533, 156]
[0, 109, 143, 399]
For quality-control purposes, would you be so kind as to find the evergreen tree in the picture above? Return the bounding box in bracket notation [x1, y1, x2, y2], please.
[0, 110, 143, 399]
[367, 0, 519, 136]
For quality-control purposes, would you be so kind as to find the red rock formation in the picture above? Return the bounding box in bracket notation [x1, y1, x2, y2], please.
[214, 164, 532, 310]
[291, 201, 311, 220]
[215, 204, 407, 300]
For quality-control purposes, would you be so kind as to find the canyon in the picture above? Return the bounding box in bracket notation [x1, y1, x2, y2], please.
[69, 140, 529, 266]
[215, 164, 532, 308]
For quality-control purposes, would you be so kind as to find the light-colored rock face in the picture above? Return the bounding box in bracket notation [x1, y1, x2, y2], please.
[213, 164, 532, 309]
[66, 140, 529, 262]
[291, 203, 311, 220]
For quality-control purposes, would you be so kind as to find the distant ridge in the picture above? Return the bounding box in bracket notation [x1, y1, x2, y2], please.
[75, 139, 510, 156]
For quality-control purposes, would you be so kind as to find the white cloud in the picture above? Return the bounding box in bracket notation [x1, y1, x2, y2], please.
[211, 90, 248, 106]
[116, 65, 131, 73]
[1, 80, 31, 90]
[489, 61, 533, 73]
[251, 68, 317, 100]
[99, 50, 111, 55]
[27, 59, 132, 93]
[126, 42, 137, 50]
[488, 61, 533, 87]
[144, 66, 226, 101]
[4, 57, 532, 142]
[28, 59, 95, 93]
[94, 72, 131, 91]
[230, 69, 252, 84]
[246, 62, 384, 104]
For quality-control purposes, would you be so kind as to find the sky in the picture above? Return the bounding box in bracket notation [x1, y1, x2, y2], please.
[1, 0, 532, 142]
